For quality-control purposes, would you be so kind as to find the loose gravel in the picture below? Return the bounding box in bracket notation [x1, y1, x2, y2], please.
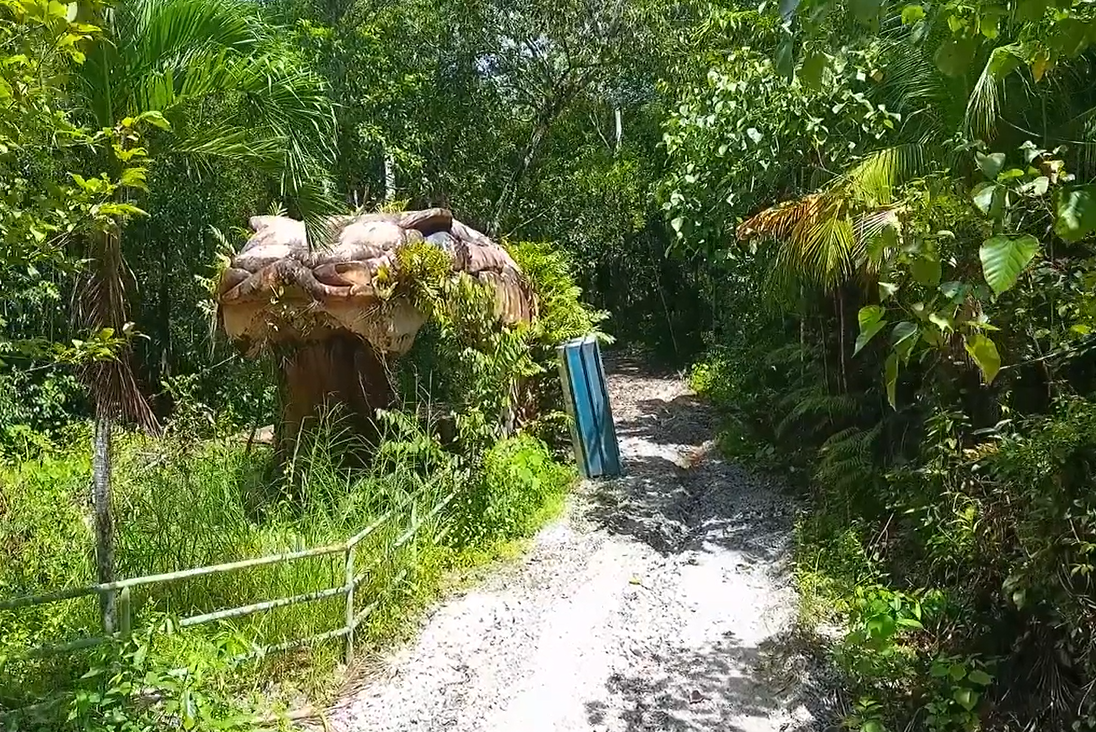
[327, 355, 833, 732]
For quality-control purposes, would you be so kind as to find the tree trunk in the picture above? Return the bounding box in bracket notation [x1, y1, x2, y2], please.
[490, 116, 552, 237]
[836, 289, 848, 393]
[276, 335, 395, 468]
[383, 147, 395, 203]
[92, 411, 116, 634]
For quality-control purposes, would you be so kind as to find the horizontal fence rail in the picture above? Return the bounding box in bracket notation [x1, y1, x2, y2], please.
[0, 488, 460, 722]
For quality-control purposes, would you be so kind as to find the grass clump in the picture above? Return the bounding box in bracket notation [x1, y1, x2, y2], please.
[0, 410, 575, 730]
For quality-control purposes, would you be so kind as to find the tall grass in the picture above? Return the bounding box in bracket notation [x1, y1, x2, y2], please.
[0, 408, 574, 717]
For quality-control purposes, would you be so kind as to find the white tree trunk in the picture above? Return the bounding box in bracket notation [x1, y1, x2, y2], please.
[614, 107, 622, 151]
[384, 148, 395, 203]
[92, 412, 116, 634]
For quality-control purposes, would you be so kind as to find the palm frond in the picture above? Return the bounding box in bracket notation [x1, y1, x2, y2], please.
[965, 44, 1025, 141]
[72, 0, 339, 423]
[739, 192, 859, 291]
[842, 143, 926, 204]
[854, 206, 902, 274]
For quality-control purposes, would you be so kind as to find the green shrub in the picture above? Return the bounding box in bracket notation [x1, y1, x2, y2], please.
[452, 434, 574, 547]
[505, 240, 611, 441]
[504, 239, 608, 350]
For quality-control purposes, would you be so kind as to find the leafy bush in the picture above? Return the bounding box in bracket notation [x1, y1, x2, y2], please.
[504, 240, 609, 350]
[452, 434, 574, 547]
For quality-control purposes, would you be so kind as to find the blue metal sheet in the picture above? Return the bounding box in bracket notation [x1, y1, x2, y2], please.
[557, 335, 621, 478]
[583, 339, 621, 475]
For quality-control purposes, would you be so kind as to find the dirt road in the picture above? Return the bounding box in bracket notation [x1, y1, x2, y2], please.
[329, 356, 824, 732]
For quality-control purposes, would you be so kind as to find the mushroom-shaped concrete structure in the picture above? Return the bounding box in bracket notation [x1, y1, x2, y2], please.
[216, 208, 535, 456]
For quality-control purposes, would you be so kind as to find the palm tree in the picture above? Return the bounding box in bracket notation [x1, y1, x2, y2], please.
[73, 0, 335, 630]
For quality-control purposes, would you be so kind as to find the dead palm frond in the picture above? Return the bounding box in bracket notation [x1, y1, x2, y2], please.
[737, 139, 928, 292]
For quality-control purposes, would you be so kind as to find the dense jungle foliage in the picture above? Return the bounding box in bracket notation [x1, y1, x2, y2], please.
[5, 0, 1096, 729]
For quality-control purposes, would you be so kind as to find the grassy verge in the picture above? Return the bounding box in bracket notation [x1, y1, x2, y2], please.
[0, 418, 574, 730]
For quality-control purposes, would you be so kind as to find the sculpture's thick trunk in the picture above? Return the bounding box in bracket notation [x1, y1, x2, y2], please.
[276, 335, 395, 466]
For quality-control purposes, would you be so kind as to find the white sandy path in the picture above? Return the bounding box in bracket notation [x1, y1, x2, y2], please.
[327, 358, 818, 732]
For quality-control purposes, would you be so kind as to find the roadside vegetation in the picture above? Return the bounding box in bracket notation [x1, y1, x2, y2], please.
[6, 0, 1096, 729]
[680, 4, 1096, 731]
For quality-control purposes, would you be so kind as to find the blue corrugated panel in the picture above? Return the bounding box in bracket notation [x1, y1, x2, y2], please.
[556, 335, 621, 478]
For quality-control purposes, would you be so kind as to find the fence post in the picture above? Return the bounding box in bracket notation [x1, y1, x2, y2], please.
[118, 587, 132, 639]
[344, 542, 356, 665]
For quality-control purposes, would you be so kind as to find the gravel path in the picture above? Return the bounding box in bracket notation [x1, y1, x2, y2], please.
[327, 355, 825, 732]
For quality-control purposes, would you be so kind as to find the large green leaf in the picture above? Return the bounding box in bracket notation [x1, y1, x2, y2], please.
[1055, 185, 1096, 242]
[979, 234, 1039, 296]
[972, 182, 1004, 218]
[854, 305, 887, 355]
[1016, 0, 1050, 22]
[975, 151, 1006, 180]
[885, 352, 899, 407]
[935, 37, 978, 77]
[775, 35, 794, 80]
[900, 4, 924, 24]
[799, 50, 828, 91]
[910, 254, 941, 287]
[850, 0, 881, 24]
[953, 687, 979, 712]
[891, 320, 919, 362]
[965, 334, 1001, 384]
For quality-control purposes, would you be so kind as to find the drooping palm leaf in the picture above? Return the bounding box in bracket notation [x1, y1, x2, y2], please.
[739, 192, 861, 291]
[965, 44, 1025, 141]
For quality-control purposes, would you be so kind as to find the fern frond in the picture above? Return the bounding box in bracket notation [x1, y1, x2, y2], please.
[776, 387, 861, 438]
[814, 424, 883, 496]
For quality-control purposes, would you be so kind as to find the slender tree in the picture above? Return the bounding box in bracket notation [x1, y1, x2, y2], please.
[72, 0, 336, 627]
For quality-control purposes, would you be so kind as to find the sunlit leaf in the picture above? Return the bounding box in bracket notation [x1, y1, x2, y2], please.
[968, 669, 993, 686]
[1019, 176, 1049, 197]
[935, 37, 978, 77]
[1016, 0, 1050, 22]
[953, 687, 978, 711]
[119, 167, 148, 191]
[928, 311, 952, 332]
[892, 320, 918, 362]
[1055, 185, 1096, 242]
[900, 4, 924, 24]
[972, 182, 1004, 218]
[979, 234, 1038, 296]
[855, 305, 887, 355]
[976, 151, 1006, 180]
[799, 50, 828, 91]
[964, 334, 1001, 384]
[910, 254, 941, 287]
